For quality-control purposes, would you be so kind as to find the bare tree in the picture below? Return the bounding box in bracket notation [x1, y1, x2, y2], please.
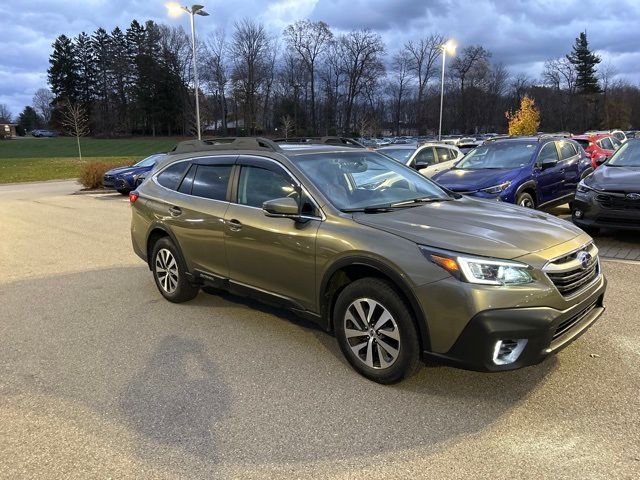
[230, 18, 271, 134]
[389, 50, 413, 135]
[283, 20, 333, 134]
[450, 45, 491, 131]
[543, 57, 576, 92]
[404, 34, 444, 133]
[280, 114, 294, 138]
[204, 29, 229, 132]
[32, 88, 54, 126]
[0, 104, 11, 123]
[339, 29, 385, 134]
[61, 102, 89, 160]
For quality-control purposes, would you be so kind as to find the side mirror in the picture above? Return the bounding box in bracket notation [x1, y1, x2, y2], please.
[263, 197, 301, 219]
[595, 156, 608, 166]
[541, 158, 557, 169]
[415, 161, 430, 169]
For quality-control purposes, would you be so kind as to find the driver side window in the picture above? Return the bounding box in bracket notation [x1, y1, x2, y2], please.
[414, 147, 436, 167]
[537, 142, 559, 166]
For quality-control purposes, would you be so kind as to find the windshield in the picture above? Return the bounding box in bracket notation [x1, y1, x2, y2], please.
[135, 153, 165, 167]
[607, 141, 640, 167]
[294, 151, 453, 210]
[455, 142, 536, 170]
[378, 148, 416, 163]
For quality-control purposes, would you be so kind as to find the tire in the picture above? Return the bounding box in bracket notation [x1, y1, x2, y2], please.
[516, 191, 535, 209]
[151, 237, 199, 303]
[334, 278, 421, 384]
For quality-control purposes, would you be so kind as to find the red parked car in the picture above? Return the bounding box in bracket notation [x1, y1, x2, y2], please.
[572, 134, 622, 169]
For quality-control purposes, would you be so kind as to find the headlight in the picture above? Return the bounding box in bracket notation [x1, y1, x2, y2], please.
[420, 247, 534, 285]
[577, 180, 593, 193]
[481, 181, 511, 194]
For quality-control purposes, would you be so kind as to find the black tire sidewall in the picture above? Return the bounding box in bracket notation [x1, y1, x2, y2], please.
[334, 278, 420, 384]
[151, 237, 198, 303]
[516, 192, 535, 209]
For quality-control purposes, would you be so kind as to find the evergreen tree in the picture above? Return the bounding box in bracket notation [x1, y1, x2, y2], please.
[47, 35, 79, 101]
[567, 32, 601, 94]
[18, 106, 42, 132]
[91, 27, 113, 133]
[75, 32, 96, 106]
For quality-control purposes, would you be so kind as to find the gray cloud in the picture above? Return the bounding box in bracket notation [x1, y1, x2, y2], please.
[1, 0, 639, 116]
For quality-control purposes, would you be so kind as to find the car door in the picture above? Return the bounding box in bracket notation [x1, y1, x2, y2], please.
[534, 141, 564, 205]
[223, 156, 321, 311]
[557, 141, 581, 196]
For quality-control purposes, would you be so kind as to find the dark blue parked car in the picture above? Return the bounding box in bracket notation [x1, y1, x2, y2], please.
[431, 137, 593, 209]
[103, 153, 166, 194]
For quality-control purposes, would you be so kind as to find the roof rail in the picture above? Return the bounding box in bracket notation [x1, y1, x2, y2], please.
[536, 132, 572, 141]
[169, 137, 282, 155]
[273, 136, 365, 148]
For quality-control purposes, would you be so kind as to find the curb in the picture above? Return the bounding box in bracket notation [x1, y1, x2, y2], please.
[72, 188, 121, 196]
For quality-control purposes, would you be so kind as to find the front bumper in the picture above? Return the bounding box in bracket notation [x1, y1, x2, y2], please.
[423, 276, 606, 372]
[573, 192, 640, 230]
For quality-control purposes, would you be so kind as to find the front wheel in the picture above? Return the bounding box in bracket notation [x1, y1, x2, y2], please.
[151, 237, 199, 303]
[516, 191, 536, 209]
[334, 278, 421, 384]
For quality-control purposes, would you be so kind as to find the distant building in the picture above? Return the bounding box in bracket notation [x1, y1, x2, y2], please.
[0, 123, 17, 139]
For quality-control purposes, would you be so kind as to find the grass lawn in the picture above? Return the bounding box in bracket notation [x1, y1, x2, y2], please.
[0, 137, 185, 183]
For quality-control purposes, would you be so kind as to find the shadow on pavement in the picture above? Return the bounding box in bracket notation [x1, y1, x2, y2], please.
[1, 266, 551, 469]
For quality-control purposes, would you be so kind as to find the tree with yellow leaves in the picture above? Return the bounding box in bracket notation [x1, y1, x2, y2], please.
[506, 95, 540, 136]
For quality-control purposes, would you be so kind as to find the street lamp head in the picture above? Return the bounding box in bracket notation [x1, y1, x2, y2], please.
[196, 9, 210, 16]
[191, 4, 208, 14]
[165, 2, 187, 17]
[443, 39, 457, 56]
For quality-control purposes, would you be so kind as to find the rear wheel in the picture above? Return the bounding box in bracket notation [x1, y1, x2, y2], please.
[516, 191, 535, 209]
[151, 237, 199, 303]
[334, 278, 421, 384]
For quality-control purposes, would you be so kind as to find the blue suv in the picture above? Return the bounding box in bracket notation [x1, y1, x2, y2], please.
[103, 153, 166, 194]
[431, 137, 593, 209]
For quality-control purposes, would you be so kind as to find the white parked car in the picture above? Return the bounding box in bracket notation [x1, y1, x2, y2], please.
[377, 143, 465, 177]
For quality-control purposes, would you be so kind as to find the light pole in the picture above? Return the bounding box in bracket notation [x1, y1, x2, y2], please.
[438, 39, 456, 141]
[166, 3, 209, 140]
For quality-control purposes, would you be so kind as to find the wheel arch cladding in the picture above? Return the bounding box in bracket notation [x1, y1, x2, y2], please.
[320, 257, 431, 352]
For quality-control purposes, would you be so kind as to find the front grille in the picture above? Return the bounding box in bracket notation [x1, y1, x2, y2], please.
[544, 243, 600, 297]
[596, 193, 640, 210]
[553, 300, 598, 339]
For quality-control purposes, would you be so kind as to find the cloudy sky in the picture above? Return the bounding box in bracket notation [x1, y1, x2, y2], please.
[1, 0, 639, 117]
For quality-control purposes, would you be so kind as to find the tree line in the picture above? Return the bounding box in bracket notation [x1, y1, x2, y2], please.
[4, 21, 639, 137]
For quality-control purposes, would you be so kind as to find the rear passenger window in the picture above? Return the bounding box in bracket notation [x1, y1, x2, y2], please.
[178, 165, 196, 194]
[191, 165, 232, 200]
[435, 147, 452, 162]
[157, 162, 189, 190]
[599, 138, 614, 150]
[559, 142, 577, 160]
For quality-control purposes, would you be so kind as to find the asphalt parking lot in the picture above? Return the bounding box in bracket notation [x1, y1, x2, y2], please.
[1, 180, 639, 479]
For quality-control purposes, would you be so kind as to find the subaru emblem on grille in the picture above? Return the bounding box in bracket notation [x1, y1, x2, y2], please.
[577, 251, 592, 270]
[626, 193, 640, 201]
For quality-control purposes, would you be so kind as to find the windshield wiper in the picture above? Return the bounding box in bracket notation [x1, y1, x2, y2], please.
[391, 196, 453, 206]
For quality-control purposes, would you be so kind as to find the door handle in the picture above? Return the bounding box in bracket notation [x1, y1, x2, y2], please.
[169, 206, 182, 217]
[226, 219, 243, 231]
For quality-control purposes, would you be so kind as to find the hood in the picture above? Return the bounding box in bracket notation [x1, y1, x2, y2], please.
[585, 165, 640, 192]
[432, 168, 522, 192]
[105, 165, 134, 176]
[353, 197, 583, 259]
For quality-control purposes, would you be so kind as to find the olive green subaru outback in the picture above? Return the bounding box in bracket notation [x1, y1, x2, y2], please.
[130, 137, 606, 384]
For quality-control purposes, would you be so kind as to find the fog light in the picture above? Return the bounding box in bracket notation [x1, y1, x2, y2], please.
[574, 209, 583, 219]
[492, 339, 528, 365]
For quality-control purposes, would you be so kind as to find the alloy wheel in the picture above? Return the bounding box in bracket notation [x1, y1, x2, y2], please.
[343, 298, 401, 369]
[519, 198, 534, 208]
[155, 248, 179, 293]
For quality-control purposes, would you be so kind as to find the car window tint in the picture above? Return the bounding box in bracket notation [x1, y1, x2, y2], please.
[415, 147, 436, 166]
[238, 166, 296, 208]
[177, 164, 196, 194]
[157, 162, 190, 190]
[191, 165, 232, 200]
[600, 137, 614, 150]
[559, 142, 577, 160]
[537, 142, 559, 164]
[611, 137, 622, 149]
[435, 147, 452, 162]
